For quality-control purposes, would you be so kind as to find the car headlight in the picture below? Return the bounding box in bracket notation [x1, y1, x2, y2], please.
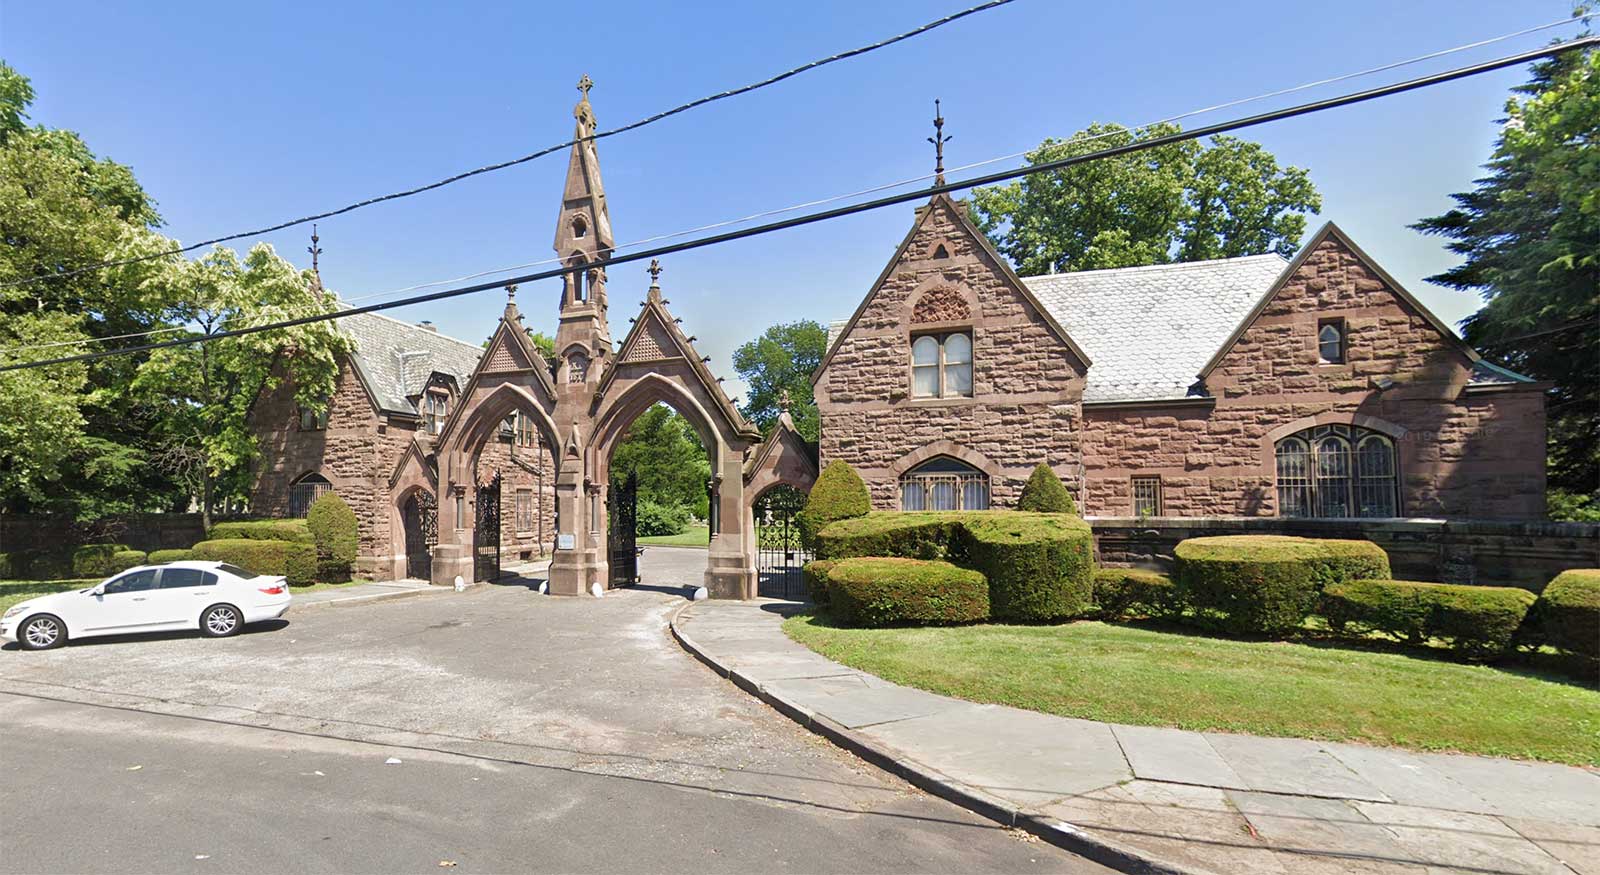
[3, 604, 29, 619]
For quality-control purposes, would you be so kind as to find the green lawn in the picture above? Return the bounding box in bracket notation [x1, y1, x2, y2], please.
[638, 525, 710, 547]
[784, 613, 1600, 766]
[0, 579, 98, 615]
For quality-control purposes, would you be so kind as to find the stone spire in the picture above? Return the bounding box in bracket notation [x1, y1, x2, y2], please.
[552, 75, 614, 380]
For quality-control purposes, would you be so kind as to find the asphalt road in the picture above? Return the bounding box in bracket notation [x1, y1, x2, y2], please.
[0, 548, 1105, 874]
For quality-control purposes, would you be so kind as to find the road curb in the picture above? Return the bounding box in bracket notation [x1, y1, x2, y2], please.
[292, 583, 484, 611]
[668, 603, 1204, 875]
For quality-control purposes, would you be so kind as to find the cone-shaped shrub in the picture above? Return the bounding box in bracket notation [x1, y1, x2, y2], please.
[307, 492, 360, 583]
[798, 461, 870, 548]
[1017, 463, 1075, 514]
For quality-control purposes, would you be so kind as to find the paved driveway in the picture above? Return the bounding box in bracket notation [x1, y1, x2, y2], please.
[0, 550, 1102, 874]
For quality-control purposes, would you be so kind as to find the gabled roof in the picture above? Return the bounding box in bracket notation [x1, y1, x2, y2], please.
[1196, 222, 1481, 380]
[1025, 254, 1289, 403]
[813, 194, 1091, 385]
[744, 409, 819, 484]
[337, 308, 483, 416]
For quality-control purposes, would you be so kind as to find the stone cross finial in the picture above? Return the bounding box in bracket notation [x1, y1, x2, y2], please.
[505, 283, 517, 301]
[928, 99, 951, 186]
[647, 259, 662, 287]
[577, 74, 594, 100]
[778, 388, 792, 413]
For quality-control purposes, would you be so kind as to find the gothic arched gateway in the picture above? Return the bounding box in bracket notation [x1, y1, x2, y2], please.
[421, 80, 812, 598]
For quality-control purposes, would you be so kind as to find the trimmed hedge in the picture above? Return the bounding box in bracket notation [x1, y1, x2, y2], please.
[108, 550, 149, 575]
[1175, 536, 1390, 636]
[1322, 579, 1535, 660]
[1017, 463, 1076, 514]
[307, 493, 359, 582]
[148, 549, 199, 563]
[802, 559, 838, 607]
[71, 543, 132, 577]
[207, 519, 313, 543]
[1535, 569, 1600, 660]
[823, 557, 989, 627]
[1094, 568, 1179, 621]
[798, 461, 870, 549]
[192, 538, 316, 586]
[817, 511, 1095, 622]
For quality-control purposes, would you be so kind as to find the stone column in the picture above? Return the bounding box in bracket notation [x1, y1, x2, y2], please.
[430, 450, 473, 586]
[704, 444, 757, 599]
[547, 462, 593, 595]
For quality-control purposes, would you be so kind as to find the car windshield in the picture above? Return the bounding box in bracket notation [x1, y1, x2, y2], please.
[216, 563, 260, 580]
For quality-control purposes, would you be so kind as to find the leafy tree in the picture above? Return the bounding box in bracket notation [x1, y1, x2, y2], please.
[1413, 42, 1599, 498]
[731, 319, 827, 441]
[971, 122, 1321, 275]
[133, 244, 349, 528]
[610, 404, 712, 518]
[0, 60, 179, 514]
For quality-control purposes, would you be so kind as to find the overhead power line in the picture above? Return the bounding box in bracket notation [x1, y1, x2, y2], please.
[0, 0, 1021, 292]
[0, 34, 1594, 375]
[4, 14, 1588, 358]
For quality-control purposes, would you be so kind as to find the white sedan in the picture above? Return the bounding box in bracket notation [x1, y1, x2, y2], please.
[2, 561, 291, 651]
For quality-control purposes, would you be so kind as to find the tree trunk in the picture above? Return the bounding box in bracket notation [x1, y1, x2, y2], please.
[201, 471, 214, 532]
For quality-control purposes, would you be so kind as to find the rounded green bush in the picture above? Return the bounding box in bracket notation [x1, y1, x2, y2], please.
[192, 539, 316, 586]
[307, 493, 359, 583]
[1017, 463, 1076, 514]
[148, 549, 199, 564]
[1537, 569, 1600, 660]
[71, 543, 132, 578]
[1094, 568, 1179, 621]
[207, 519, 313, 543]
[814, 512, 959, 561]
[107, 550, 148, 574]
[1174, 535, 1388, 636]
[802, 559, 838, 607]
[824, 557, 989, 627]
[1323, 579, 1536, 659]
[636, 499, 691, 537]
[957, 513, 1093, 621]
[798, 461, 870, 549]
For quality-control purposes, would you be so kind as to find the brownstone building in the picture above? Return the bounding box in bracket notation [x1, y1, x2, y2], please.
[816, 192, 1548, 521]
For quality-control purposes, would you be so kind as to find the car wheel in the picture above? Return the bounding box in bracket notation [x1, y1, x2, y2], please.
[199, 604, 242, 638]
[19, 614, 66, 650]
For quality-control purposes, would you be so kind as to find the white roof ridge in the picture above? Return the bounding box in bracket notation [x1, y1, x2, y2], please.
[1024, 252, 1288, 281]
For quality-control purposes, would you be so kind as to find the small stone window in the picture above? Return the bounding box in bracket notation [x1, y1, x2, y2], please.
[572, 215, 588, 239]
[515, 490, 534, 534]
[1318, 319, 1346, 364]
[514, 412, 537, 449]
[900, 456, 989, 511]
[424, 392, 448, 435]
[911, 331, 973, 398]
[288, 473, 333, 518]
[298, 401, 328, 431]
[1131, 476, 1162, 517]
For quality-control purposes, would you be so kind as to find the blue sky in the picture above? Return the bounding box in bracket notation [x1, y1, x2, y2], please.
[4, 1, 1586, 398]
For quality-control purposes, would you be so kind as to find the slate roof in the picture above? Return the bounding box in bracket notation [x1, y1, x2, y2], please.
[336, 308, 483, 415]
[1023, 255, 1290, 402]
[825, 252, 1533, 405]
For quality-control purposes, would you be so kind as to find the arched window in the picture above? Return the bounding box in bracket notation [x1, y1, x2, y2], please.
[1274, 424, 1397, 518]
[900, 456, 989, 511]
[572, 215, 588, 239]
[1318, 319, 1346, 363]
[289, 473, 333, 518]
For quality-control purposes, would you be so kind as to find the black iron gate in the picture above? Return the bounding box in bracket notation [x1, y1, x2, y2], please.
[474, 474, 501, 582]
[755, 484, 810, 599]
[608, 470, 639, 588]
[403, 491, 437, 580]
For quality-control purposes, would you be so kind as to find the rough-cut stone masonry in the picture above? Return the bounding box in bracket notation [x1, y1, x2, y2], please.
[817, 195, 1087, 509]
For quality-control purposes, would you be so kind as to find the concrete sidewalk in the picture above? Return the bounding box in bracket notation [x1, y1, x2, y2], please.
[289, 579, 440, 609]
[673, 600, 1600, 875]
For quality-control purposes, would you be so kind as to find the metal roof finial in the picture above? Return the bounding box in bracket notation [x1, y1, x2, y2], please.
[928, 99, 951, 186]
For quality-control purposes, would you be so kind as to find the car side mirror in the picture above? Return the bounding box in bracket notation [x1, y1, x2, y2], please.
[92, 585, 106, 596]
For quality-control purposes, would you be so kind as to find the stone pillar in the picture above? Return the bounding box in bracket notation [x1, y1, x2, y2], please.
[704, 445, 757, 599]
[430, 451, 473, 585]
[547, 462, 593, 595]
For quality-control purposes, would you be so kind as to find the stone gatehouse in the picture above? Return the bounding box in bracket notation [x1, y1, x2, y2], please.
[250, 81, 1549, 596]
[815, 193, 1548, 520]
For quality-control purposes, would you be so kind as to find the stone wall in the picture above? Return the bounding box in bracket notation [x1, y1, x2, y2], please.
[1091, 516, 1599, 592]
[474, 430, 555, 563]
[1080, 234, 1547, 519]
[817, 196, 1086, 509]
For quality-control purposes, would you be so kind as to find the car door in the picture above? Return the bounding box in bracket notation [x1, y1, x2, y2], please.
[152, 567, 219, 627]
[78, 568, 163, 634]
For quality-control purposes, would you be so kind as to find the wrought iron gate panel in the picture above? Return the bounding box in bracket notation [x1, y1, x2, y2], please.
[754, 485, 809, 599]
[474, 475, 501, 582]
[404, 491, 438, 580]
[608, 471, 638, 588]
